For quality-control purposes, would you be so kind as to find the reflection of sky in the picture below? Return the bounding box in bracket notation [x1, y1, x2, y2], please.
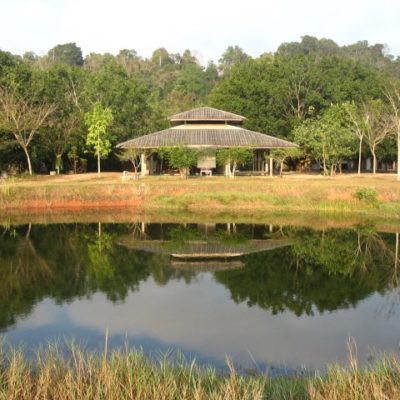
[3, 273, 400, 371]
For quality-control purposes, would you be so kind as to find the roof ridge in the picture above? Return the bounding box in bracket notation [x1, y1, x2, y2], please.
[170, 106, 246, 121]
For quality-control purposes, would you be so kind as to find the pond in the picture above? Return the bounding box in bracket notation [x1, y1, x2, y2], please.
[1, 219, 400, 374]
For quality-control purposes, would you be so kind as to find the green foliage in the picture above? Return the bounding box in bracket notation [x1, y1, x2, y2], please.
[270, 147, 302, 175]
[87, 229, 115, 285]
[85, 102, 113, 158]
[353, 188, 379, 203]
[160, 146, 198, 176]
[85, 102, 113, 177]
[48, 42, 84, 66]
[0, 38, 398, 174]
[293, 104, 357, 174]
[216, 147, 253, 176]
[215, 225, 394, 316]
[210, 54, 384, 138]
[218, 45, 250, 74]
[117, 147, 142, 174]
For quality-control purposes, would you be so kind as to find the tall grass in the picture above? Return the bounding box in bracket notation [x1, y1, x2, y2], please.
[0, 344, 267, 400]
[0, 341, 399, 399]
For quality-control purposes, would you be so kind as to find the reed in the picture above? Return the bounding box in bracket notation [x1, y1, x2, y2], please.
[0, 341, 399, 400]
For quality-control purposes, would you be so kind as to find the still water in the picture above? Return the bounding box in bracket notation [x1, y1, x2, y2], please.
[1, 221, 400, 373]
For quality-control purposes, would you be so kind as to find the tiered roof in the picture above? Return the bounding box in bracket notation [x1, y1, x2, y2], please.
[117, 107, 297, 150]
[117, 127, 295, 149]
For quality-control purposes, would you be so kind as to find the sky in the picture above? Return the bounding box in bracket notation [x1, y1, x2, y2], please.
[1, 0, 400, 64]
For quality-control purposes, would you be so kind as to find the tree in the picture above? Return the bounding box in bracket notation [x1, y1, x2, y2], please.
[270, 148, 302, 177]
[117, 148, 142, 178]
[180, 49, 198, 65]
[294, 104, 356, 175]
[0, 88, 56, 175]
[218, 45, 250, 75]
[216, 147, 253, 178]
[362, 100, 393, 174]
[84, 102, 113, 178]
[210, 55, 382, 139]
[385, 85, 400, 180]
[84, 61, 155, 143]
[34, 64, 85, 174]
[173, 63, 209, 103]
[151, 48, 174, 68]
[344, 102, 367, 175]
[48, 43, 84, 66]
[160, 146, 198, 177]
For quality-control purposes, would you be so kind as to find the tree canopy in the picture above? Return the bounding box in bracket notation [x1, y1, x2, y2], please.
[0, 36, 398, 175]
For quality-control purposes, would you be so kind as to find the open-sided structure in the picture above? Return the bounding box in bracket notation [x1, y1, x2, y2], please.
[117, 107, 297, 176]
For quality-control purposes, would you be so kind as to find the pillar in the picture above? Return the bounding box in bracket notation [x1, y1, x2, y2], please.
[224, 161, 231, 177]
[269, 157, 273, 177]
[140, 153, 148, 177]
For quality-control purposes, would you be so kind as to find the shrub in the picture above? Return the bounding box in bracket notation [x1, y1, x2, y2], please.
[353, 188, 378, 203]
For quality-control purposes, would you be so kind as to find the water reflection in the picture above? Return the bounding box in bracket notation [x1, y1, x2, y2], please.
[0, 221, 399, 370]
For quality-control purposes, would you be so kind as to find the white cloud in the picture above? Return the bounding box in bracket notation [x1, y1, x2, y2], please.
[10, 274, 400, 370]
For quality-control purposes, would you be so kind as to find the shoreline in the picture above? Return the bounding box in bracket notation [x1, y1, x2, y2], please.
[1, 172, 400, 219]
[2, 207, 400, 234]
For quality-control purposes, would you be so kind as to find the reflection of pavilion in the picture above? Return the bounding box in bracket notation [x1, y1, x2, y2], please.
[118, 223, 290, 271]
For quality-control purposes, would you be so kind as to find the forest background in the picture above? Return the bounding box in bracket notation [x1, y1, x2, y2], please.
[1, 35, 400, 176]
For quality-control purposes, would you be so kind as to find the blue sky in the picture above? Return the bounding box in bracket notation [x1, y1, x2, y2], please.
[1, 0, 399, 63]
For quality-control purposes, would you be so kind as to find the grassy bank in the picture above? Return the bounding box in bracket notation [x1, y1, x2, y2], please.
[0, 344, 399, 399]
[1, 173, 400, 218]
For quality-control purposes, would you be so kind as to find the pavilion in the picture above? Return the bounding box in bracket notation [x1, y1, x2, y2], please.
[116, 106, 297, 176]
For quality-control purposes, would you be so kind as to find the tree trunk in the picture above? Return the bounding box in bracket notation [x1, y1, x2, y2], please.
[395, 232, 399, 276]
[55, 153, 62, 175]
[371, 147, 377, 175]
[97, 151, 101, 178]
[231, 162, 237, 179]
[358, 137, 363, 175]
[397, 132, 400, 181]
[23, 146, 33, 175]
[73, 158, 77, 174]
[322, 157, 327, 176]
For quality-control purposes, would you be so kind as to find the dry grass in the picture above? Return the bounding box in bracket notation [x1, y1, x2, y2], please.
[0, 342, 400, 400]
[1, 173, 400, 219]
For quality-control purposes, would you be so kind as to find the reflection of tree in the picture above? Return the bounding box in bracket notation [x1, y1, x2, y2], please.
[290, 226, 393, 275]
[0, 223, 203, 332]
[0, 225, 57, 328]
[86, 224, 116, 287]
[0, 224, 150, 330]
[1, 223, 398, 332]
[215, 227, 396, 316]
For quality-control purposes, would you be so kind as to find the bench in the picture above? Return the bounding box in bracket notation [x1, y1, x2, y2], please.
[200, 169, 212, 177]
[121, 171, 139, 181]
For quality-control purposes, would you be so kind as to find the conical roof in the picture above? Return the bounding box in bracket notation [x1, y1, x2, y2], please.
[170, 107, 245, 122]
[117, 126, 297, 149]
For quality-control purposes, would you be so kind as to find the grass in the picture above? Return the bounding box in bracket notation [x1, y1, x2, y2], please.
[0, 342, 399, 399]
[1, 172, 400, 219]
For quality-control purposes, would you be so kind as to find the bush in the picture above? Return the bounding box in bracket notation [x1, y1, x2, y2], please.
[353, 188, 378, 202]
